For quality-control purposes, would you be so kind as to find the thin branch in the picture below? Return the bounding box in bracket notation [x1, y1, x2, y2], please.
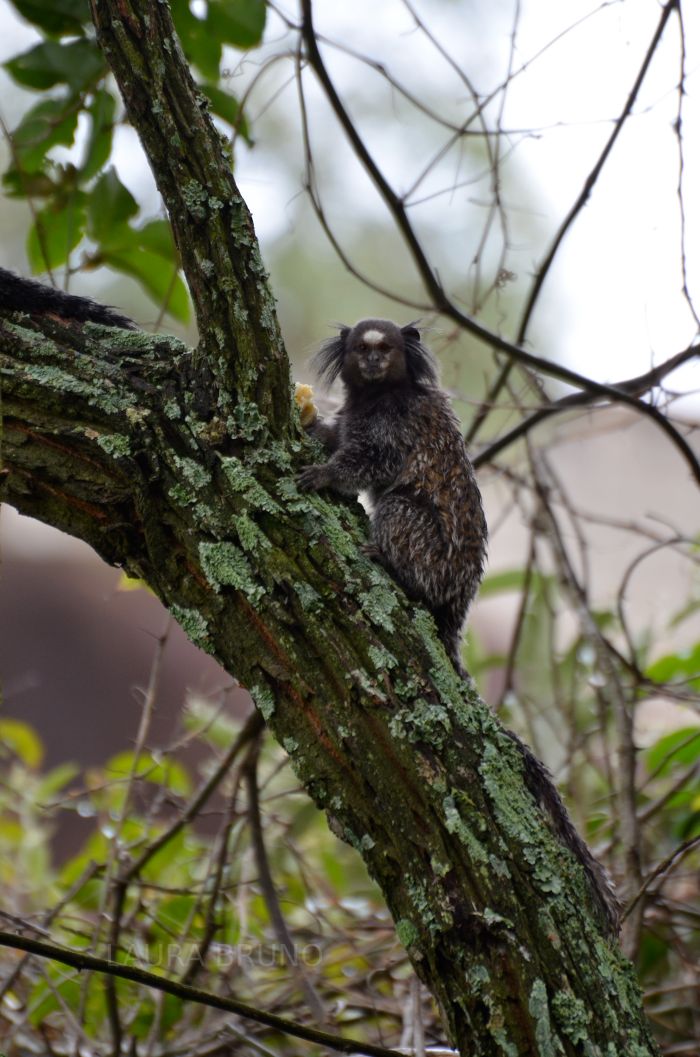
[467, 0, 682, 441]
[473, 343, 700, 469]
[0, 930, 404, 1057]
[300, 0, 700, 486]
[622, 836, 700, 924]
[243, 737, 327, 1024]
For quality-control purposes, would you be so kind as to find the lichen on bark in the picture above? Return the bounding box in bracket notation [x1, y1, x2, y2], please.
[0, 1, 662, 1054]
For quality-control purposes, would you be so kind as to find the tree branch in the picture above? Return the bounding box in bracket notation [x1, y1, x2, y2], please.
[299, 0, 700, 487]
[0, 930, 402, 1057]
[87, 0, 291, 437]
[474, 343, 700, 468]
[0, 2, 665, 1050]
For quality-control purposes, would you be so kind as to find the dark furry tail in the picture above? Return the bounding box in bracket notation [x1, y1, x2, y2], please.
[0, 267, 135, 329]
[505, 729, 620, 935]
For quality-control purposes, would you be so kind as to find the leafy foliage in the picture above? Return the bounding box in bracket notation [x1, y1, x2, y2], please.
[0, 709, 432, 1054]
[2, 0, 264, 321]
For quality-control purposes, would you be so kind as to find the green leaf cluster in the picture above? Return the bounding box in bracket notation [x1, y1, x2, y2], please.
[0, 710, 401, 1051]
[2, 0, 264, 319]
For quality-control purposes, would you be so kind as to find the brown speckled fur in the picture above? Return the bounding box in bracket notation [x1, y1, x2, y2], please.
[298, 319, 486, 672]
[298, 319, 620, 936]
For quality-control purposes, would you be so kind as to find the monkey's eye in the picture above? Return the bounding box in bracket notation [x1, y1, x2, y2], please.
[378, 341, 389, 352]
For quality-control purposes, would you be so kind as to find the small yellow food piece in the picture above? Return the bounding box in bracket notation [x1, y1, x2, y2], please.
[294, 382, 318, 427]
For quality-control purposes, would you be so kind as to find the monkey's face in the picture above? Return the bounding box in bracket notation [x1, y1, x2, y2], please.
[341, 321, 408, 387]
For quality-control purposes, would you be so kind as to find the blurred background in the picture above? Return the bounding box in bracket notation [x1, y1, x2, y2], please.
[1, 1, 700, 1049]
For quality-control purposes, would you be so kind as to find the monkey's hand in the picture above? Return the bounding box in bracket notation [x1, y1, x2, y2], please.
[297, 463, 333, 492]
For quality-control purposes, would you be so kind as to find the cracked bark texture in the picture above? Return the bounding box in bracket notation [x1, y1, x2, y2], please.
[0, 1, 660, 1054]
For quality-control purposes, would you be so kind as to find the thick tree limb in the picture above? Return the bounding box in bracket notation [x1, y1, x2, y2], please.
[0, 305, 658, 1055]
[0, 1, 661, 1053]
[88, 0, 291, 437]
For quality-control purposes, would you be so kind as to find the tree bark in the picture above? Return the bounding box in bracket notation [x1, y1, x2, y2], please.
[0, 1, 659, 1054]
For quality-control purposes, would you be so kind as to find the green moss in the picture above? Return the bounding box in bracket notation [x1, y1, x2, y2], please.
[358, 583, 398, 632]
[479, 741, 566, 901]
[182, 178, 208, 220]
[170, 605, 210, 649]
[551, 991, 591, 1046]
[96, 433, 131, 457]
[172, 454, 210, 491]
[251, 682, 275, 721]
[367, 644, 398, 671]
[410, 608, 466, 702]
[20, 363, 130, 414]
[262, 440, 293, 470]
[199, 541, 264, 604]
[395, 919, 419, 950]
[443, 795, 489, 865]
[528, 979, 557, 1057]
[293, 581, 323, 614]
[311, 503, 360, 560]
[219, 456, 281, 514]
[232, 513, 271, 555]
[390, 699, 451, 748]
[430, 854, 450, 877]
[406, 877, 452, 935]
[163, 398, 181, 420]
[126, 406, 150, 427]
[231, 399, 266, 440]
[282, 737, 298, 754]
[169, 483, 197, 507]
[393, 675, 422, 700]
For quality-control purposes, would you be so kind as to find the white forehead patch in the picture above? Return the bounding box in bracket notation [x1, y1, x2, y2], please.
[362, 329, 385, 345]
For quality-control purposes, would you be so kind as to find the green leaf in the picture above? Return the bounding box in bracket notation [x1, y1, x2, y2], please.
[7, 0, 90, 37]
[80, 89, 116, 183]
[183, 697, 241, 748]
[106, 751, 192, 797]
[0, 718, 44, 768]
[646, 641, 700, 689]
[153, 895, 201, 938]
[136, 219, 177, 260]
[5, 39, 105, 92]
[207, 0, 266, 48]
[645, 726, 700, 777]
[201, 82, 251, 143]
[11, 96, 79, 172]
[27, 194, 87, 271]
[29, 974, 79, 1026]
[36, 762, 79, 800]
[171, 0, 222, 81]
[87, 167, 138, 242]
[2, 166, 56, 198]
[101, 246, 190, 322]
[478, 568, 551, 598]
[130, 994, 185, 1039]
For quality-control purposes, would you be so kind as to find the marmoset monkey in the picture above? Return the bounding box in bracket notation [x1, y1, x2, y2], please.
[0, 274, 619, 933]
[297, 318, 620, 933]
[298, 318, 487, 675]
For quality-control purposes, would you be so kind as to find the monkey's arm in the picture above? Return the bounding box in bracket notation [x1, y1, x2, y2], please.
[297, 439, 402, 496]
[305, 417, 340, 451]
[0, 267, 135, 329]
